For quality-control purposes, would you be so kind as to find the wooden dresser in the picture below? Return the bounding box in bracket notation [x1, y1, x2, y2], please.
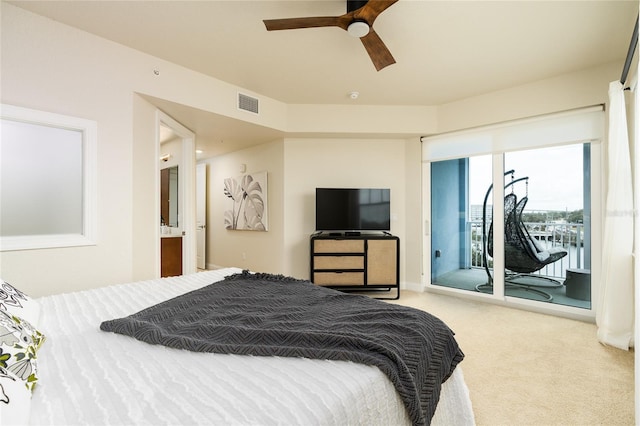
[310, 233, 399, 299]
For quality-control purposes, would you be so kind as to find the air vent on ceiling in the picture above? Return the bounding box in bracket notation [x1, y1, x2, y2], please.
[238, 93, 259, 114]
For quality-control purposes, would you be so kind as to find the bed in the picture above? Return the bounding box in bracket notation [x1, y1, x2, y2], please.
[0, 267, 474, 425]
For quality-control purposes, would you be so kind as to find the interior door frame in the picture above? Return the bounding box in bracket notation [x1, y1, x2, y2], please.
[155, 110, 196, 276]
[196, 162, 207, 270]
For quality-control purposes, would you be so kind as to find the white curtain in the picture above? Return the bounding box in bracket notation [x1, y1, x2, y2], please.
[597, 80, 634, 350]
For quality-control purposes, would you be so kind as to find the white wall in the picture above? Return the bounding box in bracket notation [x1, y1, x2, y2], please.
[282, 138, 409, 282]
[1, 4, 137, 295]
[287, 104, 438, 136]
[436, 62, 619, 133]
[0, 3, 439, 296]
[1, 2, 626, 297]
[202, 137, 417, 286]
[403, 138, 424, 290]
[0, 3, 291, 295]
[204, 140, 285, 274]
[160, 138, 183, 171]
[200, 136, 422, 288]
[131, 95, 159, 282]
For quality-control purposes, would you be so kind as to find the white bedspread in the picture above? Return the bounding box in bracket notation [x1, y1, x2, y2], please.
[29, 268, 474, 425]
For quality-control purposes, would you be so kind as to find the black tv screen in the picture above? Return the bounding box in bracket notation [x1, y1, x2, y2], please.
[315, 188, 391, 232]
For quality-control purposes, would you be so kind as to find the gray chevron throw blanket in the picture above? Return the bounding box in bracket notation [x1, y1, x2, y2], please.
[100, 271, 464, 426]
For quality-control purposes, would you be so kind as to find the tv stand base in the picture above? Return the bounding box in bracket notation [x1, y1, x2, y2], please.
[310, 233, 400, 300]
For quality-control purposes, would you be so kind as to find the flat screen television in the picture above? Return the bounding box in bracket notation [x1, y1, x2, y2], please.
[315, 188, 391, 233]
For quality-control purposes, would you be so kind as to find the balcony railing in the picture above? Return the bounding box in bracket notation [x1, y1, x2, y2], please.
[469, 221, 586, 279]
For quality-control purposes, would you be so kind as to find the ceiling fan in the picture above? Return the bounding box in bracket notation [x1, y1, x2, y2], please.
[263, 0, 399, 71]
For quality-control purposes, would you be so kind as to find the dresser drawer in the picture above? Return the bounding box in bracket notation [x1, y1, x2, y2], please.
[314, 256, 364, 270]
[313, 239, 364, 253]
[313, 272, 365, 286]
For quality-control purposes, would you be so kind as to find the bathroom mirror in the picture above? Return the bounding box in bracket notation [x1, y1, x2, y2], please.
[160, 166, 179, 227]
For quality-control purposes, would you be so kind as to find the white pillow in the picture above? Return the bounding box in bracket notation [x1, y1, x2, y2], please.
[0, 280, 41, 327]
[0, 311, 45, 392]
[0, 368, 31, 426]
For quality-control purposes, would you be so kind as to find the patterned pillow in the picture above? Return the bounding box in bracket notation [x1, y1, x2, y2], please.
[0, 368, 31, 426]
[0, 280, 40, 327]
[0, 311, 45, 393]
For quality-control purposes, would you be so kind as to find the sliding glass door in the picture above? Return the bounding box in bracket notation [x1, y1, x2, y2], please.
[430, 155, 493, 294]
[502, 144, 591, 308]
[430, 143, 592, 310]
[422, 106, 605, 321]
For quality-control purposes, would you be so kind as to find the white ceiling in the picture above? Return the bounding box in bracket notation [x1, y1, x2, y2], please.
[9, 0, 638, 156]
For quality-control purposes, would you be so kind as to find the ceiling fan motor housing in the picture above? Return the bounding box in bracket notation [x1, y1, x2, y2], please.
[347, 1, 369, 13]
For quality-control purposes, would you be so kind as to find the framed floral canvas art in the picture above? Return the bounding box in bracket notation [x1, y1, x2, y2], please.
[223, 171, 268, 231]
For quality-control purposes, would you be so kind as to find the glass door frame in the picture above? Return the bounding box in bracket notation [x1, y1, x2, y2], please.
[421, 107, 604, 321]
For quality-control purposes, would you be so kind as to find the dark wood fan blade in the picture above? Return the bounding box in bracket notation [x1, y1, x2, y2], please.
[360, 29, 395, 71]
[356, 0, 399, 25]
[263, 16, 344, 31]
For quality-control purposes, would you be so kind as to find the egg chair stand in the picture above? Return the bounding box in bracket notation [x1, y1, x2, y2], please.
[475, 171, 568, 302]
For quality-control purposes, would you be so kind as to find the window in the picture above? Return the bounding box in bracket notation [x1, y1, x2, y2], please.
[0, 104, 97, 251]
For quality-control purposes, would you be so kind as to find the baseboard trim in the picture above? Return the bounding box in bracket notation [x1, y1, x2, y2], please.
[205, 263, 225, 271]
[403, 281, 424, 292]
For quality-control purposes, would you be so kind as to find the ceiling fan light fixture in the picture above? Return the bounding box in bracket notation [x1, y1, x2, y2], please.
[263, 0, 398, 70]
[347, 21, 370, 38]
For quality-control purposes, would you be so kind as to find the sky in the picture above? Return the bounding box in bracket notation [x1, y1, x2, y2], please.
[469, 143, 585, 212]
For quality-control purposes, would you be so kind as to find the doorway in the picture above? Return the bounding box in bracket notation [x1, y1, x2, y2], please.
[156, 111, 196, 277]
[196, 162, 207, 270]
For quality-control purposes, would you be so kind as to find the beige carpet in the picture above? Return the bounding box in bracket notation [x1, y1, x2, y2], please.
[389, 290, 634, 426]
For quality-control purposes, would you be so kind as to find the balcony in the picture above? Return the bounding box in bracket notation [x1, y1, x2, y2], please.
[432, 220, 590, 309]
[469, 220, 586, 278]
